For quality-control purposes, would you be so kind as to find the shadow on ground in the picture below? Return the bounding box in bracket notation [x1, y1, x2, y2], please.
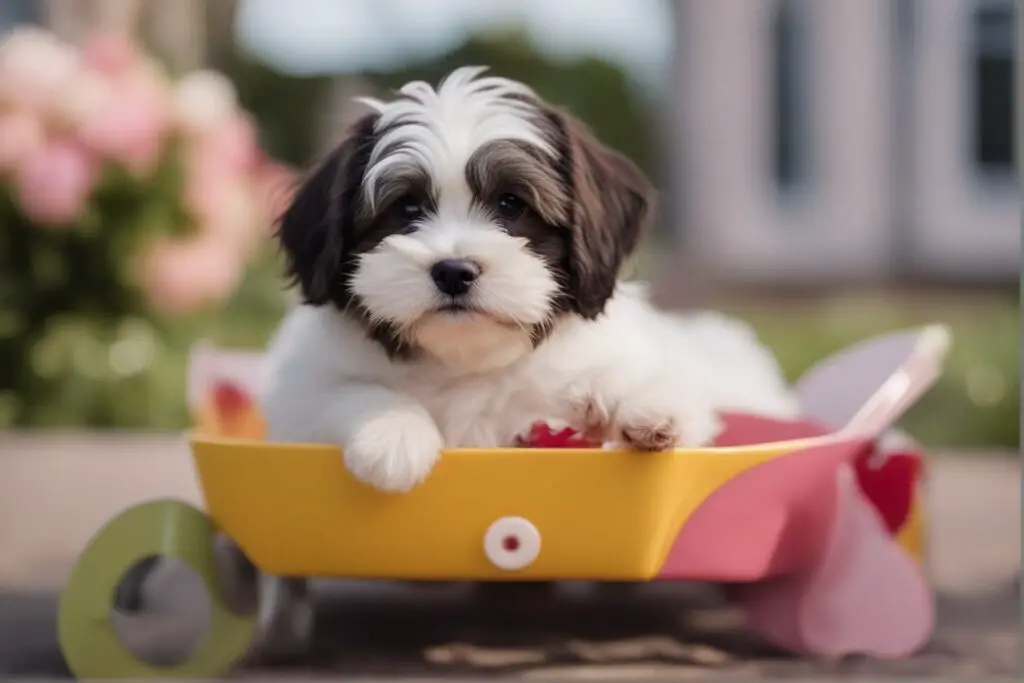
[1, 578, 1018, 679]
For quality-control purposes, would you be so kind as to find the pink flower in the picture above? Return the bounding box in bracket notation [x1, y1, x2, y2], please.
[52, 69, 114, 132]
[208, 181, 258, 244]
[138, 236, 244, 315]
[204, 113, 259, 175]
[13, 139, 97, 227]
[180, 114, 264, 245]
[79, 75, 170, 175]
[256, 160, 297, 224]
[121, 55, 171, 98]
[184, 163, 261, 253]
[172, 70, 238, 136]
[0, 28, 80, 113]
[80, 34, 138, 77]
[0, 110, 45, 175]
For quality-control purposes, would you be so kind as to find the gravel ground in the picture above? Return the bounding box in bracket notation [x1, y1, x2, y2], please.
[0, 434, 1018, 680]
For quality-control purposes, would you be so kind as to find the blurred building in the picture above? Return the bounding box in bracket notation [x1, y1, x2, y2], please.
[4, 0, 1015, 287]
[674, 0, 1018, 286]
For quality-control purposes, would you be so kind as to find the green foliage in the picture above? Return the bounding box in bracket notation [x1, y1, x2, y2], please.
[0, 145, 291, 429]
[1, 145, 169, 427]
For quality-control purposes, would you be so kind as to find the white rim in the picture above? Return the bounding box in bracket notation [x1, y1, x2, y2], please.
[483, 516, 541, 571]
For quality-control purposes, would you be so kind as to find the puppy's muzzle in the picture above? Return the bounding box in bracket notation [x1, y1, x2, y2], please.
[430, 259, 480, 297]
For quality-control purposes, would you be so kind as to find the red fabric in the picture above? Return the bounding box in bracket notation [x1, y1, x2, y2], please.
[518, 422, 600, 448]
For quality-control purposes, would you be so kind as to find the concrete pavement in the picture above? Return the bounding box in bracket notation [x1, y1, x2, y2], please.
[0, 433, 1019, 678]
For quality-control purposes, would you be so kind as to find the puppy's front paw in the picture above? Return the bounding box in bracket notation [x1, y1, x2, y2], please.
[342, 408, 443, 493]
[567, 390, 613, 442]
[613, 393, 722, 451]
[620, 416, 680, 451]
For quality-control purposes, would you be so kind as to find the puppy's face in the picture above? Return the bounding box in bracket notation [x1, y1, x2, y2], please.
[276, 66, 652, 370]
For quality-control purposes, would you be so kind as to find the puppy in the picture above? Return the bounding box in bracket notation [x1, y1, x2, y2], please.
[262, 66, 795, 494]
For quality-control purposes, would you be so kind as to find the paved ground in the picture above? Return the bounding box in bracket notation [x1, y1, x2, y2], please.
[0, 434, 1019, 679]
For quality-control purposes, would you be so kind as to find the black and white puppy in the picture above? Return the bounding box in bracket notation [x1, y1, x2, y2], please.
[262, 66, 795, 493]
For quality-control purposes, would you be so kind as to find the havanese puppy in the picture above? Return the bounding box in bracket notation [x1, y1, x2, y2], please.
[262, 66, 799, 494]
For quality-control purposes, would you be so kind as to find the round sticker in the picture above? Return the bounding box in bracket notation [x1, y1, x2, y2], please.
[483, 516, 541, 570]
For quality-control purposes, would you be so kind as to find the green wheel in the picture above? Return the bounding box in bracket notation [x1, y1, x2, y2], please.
[58, 499, 258, 679]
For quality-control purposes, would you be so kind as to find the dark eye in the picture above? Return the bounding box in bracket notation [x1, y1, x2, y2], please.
[495, 193, 526, 221]
[395, 195, 424, 224]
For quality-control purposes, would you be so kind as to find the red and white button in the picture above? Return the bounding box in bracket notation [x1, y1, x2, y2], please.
[483, 516, 541, 570]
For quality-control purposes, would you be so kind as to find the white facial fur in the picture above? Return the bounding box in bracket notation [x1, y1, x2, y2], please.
[359, 66, 555, 212]
[348, 67, 561, 372]
[350, 223, 557, 372]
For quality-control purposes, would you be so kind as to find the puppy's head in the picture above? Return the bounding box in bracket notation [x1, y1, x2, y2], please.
[276, 66, 652, 370]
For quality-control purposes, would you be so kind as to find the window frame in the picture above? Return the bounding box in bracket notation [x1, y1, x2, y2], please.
[903, 0, 1019, 278]
[967, 0, 1014, 185]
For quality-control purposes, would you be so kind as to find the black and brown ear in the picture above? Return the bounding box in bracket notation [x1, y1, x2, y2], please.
[550, 111, 654, 319]
[275, 113, 378, 306]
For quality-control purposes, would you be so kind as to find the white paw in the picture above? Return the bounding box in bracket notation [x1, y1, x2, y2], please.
[613, 393, 721, 450]
[567, 389, 613, 442]
[569, 381, 721, 451]
[342, 408, 443, 493]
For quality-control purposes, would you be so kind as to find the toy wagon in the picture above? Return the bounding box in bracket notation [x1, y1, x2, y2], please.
[56, 326, 949, 679]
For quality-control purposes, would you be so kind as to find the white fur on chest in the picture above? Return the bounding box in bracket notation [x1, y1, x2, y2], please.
[401, 368, 554, 447]
[380, 327, 586, 447]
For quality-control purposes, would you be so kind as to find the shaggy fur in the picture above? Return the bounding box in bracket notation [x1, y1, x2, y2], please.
[262, 66, 799, 494]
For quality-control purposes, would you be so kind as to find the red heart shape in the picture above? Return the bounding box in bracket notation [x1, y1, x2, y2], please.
[518, 422, 598, 448]
[212, 380, 252, 420]
[853, 449, 921, 534]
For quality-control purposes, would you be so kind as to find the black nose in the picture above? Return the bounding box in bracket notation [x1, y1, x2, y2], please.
[430, 259, 480, 296]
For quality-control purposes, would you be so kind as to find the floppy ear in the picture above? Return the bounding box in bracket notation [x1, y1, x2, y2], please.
[275, 114, 377, 306]
[553, 113, 654, 319]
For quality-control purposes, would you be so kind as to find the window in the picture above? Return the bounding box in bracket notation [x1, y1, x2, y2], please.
[971, 0, 1013, 174]
[892, 0, 915, 53]
[771, 0, 811, 188]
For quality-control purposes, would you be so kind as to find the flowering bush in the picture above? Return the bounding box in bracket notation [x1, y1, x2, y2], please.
[0, 28, 295, 427]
